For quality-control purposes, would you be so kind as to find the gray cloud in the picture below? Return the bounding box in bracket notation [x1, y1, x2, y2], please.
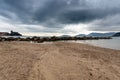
[89, 14, 120, 31]
[58, 8, 120, 24]
[0, 0, 120, 34]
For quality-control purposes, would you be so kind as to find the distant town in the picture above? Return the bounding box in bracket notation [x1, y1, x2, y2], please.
[0, 30, 22, 36]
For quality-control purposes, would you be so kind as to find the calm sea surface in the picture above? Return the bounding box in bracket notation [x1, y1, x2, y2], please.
[75, 37, 120, 50]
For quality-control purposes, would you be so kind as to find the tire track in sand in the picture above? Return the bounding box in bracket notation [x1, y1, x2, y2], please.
[27, 44, 60, 80]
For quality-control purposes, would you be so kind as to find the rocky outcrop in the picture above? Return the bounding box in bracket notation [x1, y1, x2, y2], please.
[0, 36, 112, 43]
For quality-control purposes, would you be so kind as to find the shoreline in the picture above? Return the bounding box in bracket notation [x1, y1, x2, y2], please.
[30, 40, 120, 50]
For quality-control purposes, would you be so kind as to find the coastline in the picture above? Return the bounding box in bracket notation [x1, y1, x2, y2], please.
[35, 39, 120, 50]
[70, 41, 120, 50]
[0, 41, 120, 80]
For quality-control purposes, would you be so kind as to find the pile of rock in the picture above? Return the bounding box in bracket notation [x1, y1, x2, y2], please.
[0, 36, 112, 43]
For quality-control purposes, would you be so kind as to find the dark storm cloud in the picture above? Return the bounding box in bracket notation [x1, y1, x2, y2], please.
[0, 0, 120, 31]
[0, 0, 35, 24]
[59, 8, 120, 24]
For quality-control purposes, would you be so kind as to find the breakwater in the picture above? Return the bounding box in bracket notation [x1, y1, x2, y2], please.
[0, 36, 112, 43]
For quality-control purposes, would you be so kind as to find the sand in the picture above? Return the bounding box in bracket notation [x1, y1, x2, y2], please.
[0, 41, 120, 80]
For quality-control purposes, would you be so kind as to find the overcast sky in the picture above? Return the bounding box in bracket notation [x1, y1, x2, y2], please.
[0, 0, 120, 36]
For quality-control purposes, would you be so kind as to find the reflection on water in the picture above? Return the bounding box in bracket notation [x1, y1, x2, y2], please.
[76, 37, 120, 50]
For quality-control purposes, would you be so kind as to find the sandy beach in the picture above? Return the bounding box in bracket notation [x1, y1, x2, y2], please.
[0, 41, 120, 80]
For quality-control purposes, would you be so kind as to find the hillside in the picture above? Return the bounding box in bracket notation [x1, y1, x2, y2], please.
[76, 32, 115, 37]
[113, 32, 120, 37]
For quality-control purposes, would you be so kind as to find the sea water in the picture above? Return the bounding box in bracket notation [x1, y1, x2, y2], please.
[76, 37, 120, 50]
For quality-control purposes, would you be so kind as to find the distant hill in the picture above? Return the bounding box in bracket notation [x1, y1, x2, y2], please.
[76, 34, 86, 37]
[87, 32, 115, 37]
[76, 32, 116, 37]
[113, 32, 120, 37]
[0, 32, 9, 36]
[60, 35, 71, 37]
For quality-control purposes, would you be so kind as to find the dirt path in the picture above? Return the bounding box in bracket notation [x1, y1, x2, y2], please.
[0, 42, 120, 80]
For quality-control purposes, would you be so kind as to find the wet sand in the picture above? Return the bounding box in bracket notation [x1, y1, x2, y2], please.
[0, 41, 120, 80]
